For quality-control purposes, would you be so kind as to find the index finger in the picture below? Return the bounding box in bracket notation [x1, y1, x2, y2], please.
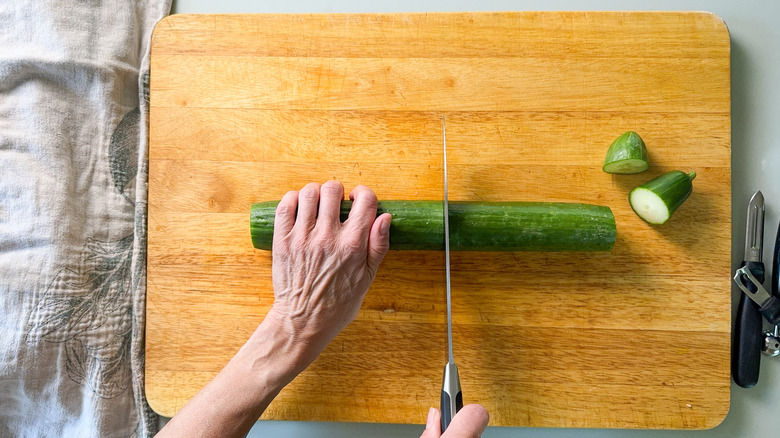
[343, 185, 378, 237]
[273, 190, 299, 241]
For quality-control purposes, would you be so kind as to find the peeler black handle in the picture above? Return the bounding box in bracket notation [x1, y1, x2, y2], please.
[732, 261, 764, 388]
[773, 219, 780, 297]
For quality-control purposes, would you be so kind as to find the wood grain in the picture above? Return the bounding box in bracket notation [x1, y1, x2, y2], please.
[147, 12, 731, 429]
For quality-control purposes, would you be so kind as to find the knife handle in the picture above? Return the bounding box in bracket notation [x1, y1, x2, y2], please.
[440, 388, 463, 432]
[440, 362, 463, 432]
[732, 261, 764, 388]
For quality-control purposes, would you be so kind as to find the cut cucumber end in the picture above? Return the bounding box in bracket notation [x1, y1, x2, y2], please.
[602, 159, 650, 174]
[629, 188, 670, 225]
[602, 131, 649, 174]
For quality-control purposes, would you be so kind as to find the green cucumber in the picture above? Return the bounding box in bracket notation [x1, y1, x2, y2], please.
[250, 200, 616, 252]
[629, 170, 696, 225]
[602, 131, 649, 174]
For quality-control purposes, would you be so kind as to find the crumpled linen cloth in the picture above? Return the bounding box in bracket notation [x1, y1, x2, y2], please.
[0, 1, 170, 436]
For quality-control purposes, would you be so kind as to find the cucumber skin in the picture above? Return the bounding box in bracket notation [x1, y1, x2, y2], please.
[251, 200, 616, 252]
[602, 131, 649, 174]
[629, 170, 694, 223]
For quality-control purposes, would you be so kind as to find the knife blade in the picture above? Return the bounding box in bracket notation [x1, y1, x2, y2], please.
[732, 190, 765, 388]
[440, 116, 462, 432]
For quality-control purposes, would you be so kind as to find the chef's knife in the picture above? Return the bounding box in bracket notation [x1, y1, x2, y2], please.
[732, 190, 765, 388]
[440, 117, 462, 432]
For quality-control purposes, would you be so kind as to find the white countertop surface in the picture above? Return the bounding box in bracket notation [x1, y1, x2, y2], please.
[164, 0, 780, 436]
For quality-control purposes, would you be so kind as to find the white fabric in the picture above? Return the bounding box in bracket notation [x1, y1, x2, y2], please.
[0, 1, 170, 436]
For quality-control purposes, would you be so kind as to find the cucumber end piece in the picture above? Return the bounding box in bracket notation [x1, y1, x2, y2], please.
[602, 159, 650, 174]
[629, 187, 670, 225]
[602, 131, 649, 174]
[688, 171, 697, 181]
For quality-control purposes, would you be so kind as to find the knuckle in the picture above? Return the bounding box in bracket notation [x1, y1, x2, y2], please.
[356, 184, 375, 194]
[289, 230, 306, 245]
[314, 227, 336, 244]
[289, 235, 309, 253]
[275, 203, 290, 217]
[321, 180, 343, 195]
[300, 183, 320, 199]
[340, 234, 365, 252]
[357, 187, 378, 204]
[272, 238, 292, 257]
[375, 237, 390, 251]
[276, 192, 298, 216]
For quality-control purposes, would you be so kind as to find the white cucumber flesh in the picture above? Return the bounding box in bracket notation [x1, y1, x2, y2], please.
[629, 188, 670, 224]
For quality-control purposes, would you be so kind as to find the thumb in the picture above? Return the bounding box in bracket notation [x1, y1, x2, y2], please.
[366, 213, 391, 274]
[441, 404, 489, 438]
[419, 407, 441, 438]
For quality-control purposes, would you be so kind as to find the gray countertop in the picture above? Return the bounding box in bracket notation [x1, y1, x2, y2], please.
[165, 1, 780, 436]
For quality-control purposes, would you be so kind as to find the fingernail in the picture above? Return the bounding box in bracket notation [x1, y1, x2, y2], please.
[379, 216, 391, 237]
[426, 407, 436, 429]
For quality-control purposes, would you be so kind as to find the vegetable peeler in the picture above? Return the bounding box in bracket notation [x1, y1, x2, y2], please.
[732, 191, 765, 388]
[734, 205, 780, 358]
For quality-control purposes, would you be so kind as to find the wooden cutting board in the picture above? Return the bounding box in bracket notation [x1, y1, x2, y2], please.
[146, 12, 731, 429]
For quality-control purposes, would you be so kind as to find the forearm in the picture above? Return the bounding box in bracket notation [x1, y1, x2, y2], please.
[156, 311, 312, 438]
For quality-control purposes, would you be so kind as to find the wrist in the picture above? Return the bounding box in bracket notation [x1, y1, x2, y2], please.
[236, 308, 318, 387]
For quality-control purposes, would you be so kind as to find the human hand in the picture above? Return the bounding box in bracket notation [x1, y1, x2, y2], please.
[158, 181, 389, 438]
[267, 181, 392, 367]
[419, 405, 489, 438]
